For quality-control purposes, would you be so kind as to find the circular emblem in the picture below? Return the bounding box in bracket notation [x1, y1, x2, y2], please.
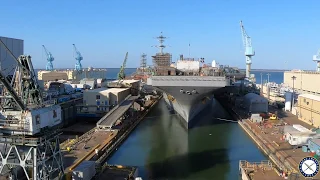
[299, 156, 319, 177]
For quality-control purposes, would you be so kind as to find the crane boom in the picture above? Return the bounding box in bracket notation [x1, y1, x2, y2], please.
[73, 44, 83, 72]
[42, 45, 54, 71]
[240, 20, 255, 78]
[117, 52, 128, 81]
[313, 49, 320, 72]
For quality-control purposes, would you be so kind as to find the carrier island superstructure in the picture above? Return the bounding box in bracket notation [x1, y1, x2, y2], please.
[147, 33, 245, 128]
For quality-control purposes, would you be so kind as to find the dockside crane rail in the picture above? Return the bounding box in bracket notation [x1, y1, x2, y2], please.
[73, 44, 83, 72]
[240, 20, 255, 78]
[42, 45, 54, 71]
[312, 49, 320, 72]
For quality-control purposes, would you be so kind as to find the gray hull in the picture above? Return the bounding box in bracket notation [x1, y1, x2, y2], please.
[160, 86, 219, 128]
[147, 76, 230, 129]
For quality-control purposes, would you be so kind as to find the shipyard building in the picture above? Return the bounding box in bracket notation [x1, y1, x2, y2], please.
[0, 36, 23, 76]
[284, 70, 320, 127]
[284, 70, 320, 94]
[79, 88, 130, 116]
[37, 67, 107, 82]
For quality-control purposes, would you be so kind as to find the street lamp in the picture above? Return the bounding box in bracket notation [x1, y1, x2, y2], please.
[291, 76, 296, 111]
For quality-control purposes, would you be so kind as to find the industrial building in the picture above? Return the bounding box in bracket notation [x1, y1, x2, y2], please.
[112, 79, 140, 96]
[0, 36, 23, 76]
[284, 70, 320, 94]
[80, 88, 130, 116]
[296, 93, 320, 127]
[37, 67, 107, 82]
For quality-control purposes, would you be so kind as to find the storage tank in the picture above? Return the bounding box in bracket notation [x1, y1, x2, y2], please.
[285, 91, 292, 111]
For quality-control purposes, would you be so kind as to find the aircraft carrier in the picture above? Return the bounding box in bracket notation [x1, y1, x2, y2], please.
[147, 32, 245, 128]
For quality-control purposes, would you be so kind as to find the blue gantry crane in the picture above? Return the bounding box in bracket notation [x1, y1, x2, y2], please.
[73, 44, 83, 72]
[42, 45, 54, 71]
[240, 21, 255, 78]
[313, 49, 320, 72]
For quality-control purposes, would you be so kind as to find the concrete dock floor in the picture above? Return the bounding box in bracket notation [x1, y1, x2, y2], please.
[236, 105, 320, 179]
[63, 130, 116, 172]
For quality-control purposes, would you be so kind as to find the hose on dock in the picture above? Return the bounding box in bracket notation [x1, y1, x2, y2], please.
[215, 117, 238, 123]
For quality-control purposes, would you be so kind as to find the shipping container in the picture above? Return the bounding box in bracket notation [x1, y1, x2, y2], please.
[72, 161, 96, 180]
[250, 114, 263, 123]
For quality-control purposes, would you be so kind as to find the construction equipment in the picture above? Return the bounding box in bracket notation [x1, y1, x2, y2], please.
[42, 45, 54, 71]
[313, 49, 320, 72]
[117, 52, 128, 81]
[240, 21, 255, 78]
[73, 44, 83, 72]
[269, 113, 278, 120]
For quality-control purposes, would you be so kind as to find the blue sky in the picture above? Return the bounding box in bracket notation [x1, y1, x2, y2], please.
[1, 0, 320, 70]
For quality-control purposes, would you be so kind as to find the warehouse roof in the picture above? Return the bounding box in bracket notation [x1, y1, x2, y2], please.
[106, 88, 129, 93]
[84, 88, 108, 93]
[298, 94, 320, 102]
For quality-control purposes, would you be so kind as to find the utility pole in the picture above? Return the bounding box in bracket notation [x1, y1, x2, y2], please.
[188, 42, 190, 57]
[266, 73, 271, 83]
[291, 76, 296, 111]
[260, 73, 263, 95]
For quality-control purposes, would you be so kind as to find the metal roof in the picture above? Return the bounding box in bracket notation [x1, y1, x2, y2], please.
[298, 93, 320, 102]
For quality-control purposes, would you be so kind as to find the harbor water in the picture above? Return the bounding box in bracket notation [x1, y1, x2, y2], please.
[107, 98, 267, 180]
[103, 69, 284, 179]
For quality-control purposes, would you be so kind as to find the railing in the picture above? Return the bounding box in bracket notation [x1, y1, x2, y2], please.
[239, 160, 273, 170]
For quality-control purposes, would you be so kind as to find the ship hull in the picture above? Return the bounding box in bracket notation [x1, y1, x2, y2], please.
[158, 86, 219, 129]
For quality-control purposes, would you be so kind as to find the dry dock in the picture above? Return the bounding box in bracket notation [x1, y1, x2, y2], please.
[60, 94, 162, 179]
[235, 105, 320, 179]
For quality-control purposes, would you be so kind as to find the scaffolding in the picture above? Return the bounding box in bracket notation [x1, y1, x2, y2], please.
[152, 32, 172, 67]
[152, 53, 172, 67]
[140, 53, 147, 71]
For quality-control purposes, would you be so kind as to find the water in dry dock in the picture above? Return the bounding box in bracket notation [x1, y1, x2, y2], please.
[107, 98, 267, 180]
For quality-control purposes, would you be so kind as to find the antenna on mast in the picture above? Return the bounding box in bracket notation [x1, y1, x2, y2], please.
[152, 32, 167, 54]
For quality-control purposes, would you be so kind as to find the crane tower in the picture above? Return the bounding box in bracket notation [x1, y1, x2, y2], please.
[42, 45, 54, 71]
[240, 21, 255, 78]
[73, 44, 83, 72]
[313, 49, 320, 72]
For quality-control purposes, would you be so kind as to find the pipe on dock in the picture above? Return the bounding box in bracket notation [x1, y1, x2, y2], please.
[69, 144, 101, 171]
